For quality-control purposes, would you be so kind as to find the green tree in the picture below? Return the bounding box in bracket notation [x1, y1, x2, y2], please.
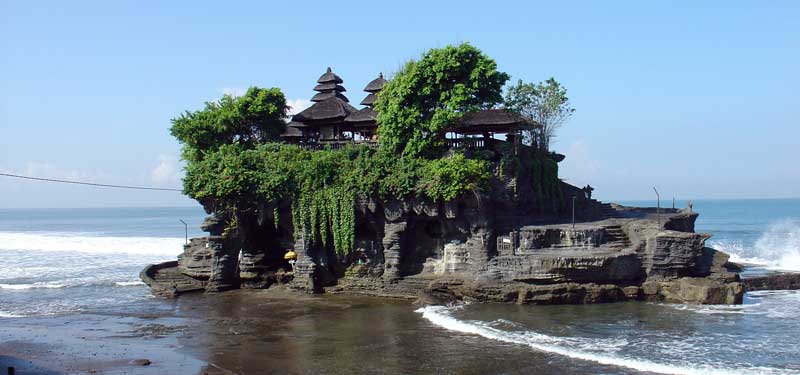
[374, 43, 510, 157]
[504, 78, 574, 151]
[170, 87, 288, 162]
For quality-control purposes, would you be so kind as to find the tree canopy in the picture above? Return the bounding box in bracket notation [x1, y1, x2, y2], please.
[374, 43, 510, 158]
[504, 78, 574, 151]
[170, 87, 288, 162]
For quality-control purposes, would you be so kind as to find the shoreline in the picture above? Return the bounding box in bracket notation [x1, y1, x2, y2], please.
[3, 277, 800, 375]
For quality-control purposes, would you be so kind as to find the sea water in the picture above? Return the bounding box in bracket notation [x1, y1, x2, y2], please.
[417, 199, 800, 374]
[1, 200, 799, 374]
[0, 207, 206, 317]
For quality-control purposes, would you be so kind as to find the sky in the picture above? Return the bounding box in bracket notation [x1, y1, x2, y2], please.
[1, 1, 798, 208]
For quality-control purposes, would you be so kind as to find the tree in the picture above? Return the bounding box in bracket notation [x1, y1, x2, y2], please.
[170, 86, 288, 162]
[374, 43, 510, 157]
[504, 78, 574, 151]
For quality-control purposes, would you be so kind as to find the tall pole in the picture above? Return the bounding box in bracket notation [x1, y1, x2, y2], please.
[179, 219, 188, 245]
[653, 187, 661, 227]
[572, 195, 576, 230]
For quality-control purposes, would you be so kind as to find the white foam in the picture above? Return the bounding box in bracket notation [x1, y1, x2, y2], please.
[0, 282, 66, 290]
[753, 220, 800, 271]
[416, 305, 791, 375]
[114, 281, 145, 287]
[665, 302, 762, 315]
[0, 231, 184, 256]
[709, 220, 800, 272]
[0, 311, 24, 318]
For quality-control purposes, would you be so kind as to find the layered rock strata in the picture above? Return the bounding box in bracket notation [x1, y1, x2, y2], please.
[143, 196, 744, 305]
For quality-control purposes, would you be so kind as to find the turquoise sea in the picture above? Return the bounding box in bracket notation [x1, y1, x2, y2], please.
[1, 200, 798, 374]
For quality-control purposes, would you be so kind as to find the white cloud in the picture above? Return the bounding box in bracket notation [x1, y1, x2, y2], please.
[150, 154, 184, 187]
[222, 87, 246, 98]
[559, 139, 604, 185]
[286, 98, 312, 116]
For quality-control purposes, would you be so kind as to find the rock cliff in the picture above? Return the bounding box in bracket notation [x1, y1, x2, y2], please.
[142, 189, 744, 305]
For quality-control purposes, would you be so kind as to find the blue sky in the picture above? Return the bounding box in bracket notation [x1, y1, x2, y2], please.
[1, 1, 798, 208]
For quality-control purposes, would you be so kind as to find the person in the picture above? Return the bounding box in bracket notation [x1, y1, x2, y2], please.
[583, 184, 594, 199]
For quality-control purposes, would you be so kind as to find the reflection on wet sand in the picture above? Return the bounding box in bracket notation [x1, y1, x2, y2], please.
[176, 289, 619, 375]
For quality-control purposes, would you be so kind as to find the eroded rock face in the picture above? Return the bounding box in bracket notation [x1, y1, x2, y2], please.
[204, 236, 240, 292]
[177, 238, 213, 279]
[643, 232, 710, 278]
[144, 189, 745, 306]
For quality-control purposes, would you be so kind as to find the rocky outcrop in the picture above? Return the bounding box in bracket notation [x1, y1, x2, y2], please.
[744, 273, 800, 291]
[142, 167, 751, 307]
[140, 261, 204, 297]
[641, 277, 743, 305]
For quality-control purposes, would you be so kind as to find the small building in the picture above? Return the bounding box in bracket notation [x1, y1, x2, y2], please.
[445, 108, 535, 150]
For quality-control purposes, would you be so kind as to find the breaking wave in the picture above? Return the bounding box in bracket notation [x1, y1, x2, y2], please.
[709, 219, 800, 272]
[0, 282, 66, 290]
[416, 305, 791, 375]
[0, 231, 184, 256]
[0, 311, 24, 318]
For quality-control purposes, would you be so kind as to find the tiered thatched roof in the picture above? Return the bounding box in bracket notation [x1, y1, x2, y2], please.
[363, 73, 386, 93]
[316, 67, 343, 84]
[346, 73, 385, 126]
[293, 98, 358, 123]
[344, 107, 377, 127]
[292, 67, 357, 124]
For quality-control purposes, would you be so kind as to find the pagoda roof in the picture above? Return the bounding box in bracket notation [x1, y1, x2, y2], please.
[359, 93, 377, 106]
[344, 107, 377, 126]
[314, 83, 346, 92]
[293, 97, 358, 123]
[311, 91, 349, 102]
[317, 67, 343, 84]
[364, 73, 386, 93]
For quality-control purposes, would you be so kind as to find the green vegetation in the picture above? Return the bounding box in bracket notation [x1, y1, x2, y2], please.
[170, 87, 288, 162]
[530, 156, 562, 204]
[375, 43, 509, 158]
[504, 78, 575, 151]
[181, 143, 489, 255]
[171, 44, 572, 257]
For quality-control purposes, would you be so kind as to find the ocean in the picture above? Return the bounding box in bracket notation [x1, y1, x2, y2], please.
[1, 200, 799, 374]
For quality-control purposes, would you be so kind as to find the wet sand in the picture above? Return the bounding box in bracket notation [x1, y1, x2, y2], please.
[1, 287, 630, 375]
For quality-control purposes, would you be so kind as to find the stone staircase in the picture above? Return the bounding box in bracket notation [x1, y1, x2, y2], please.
[603, 225, 631, 248]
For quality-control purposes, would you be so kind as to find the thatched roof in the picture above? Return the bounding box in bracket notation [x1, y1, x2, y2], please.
[286, 120, 309, 128]
[311, 91, 349, 103]
[359, 93, 377, 106]
[293, 97, 358, 123]
[280, 125, 304, 138]
[314, 83, 346, 92]
[363, 73, 386, 93]
[450, 109, 533, 134]
[344, 107, 377, 126]
[317, 67, 343, 84]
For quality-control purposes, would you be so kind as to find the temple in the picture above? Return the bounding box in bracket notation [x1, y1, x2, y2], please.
[281, 67, 535, 151]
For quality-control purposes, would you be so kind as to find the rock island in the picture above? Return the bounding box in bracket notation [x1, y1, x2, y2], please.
[142, 43, 743, 305]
